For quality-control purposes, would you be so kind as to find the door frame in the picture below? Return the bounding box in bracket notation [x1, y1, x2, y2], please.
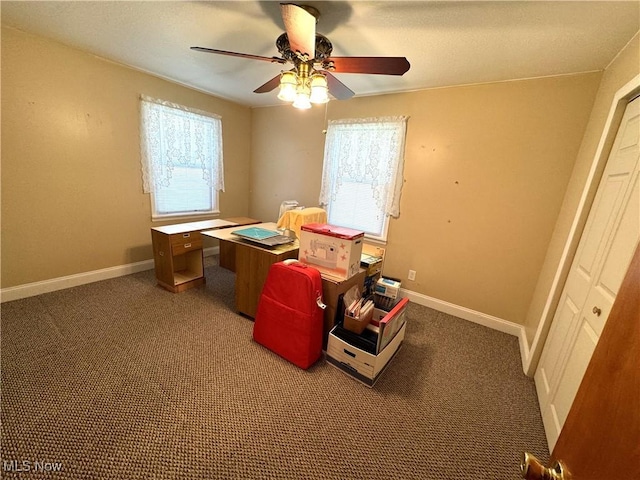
[522, 74, 640, 376]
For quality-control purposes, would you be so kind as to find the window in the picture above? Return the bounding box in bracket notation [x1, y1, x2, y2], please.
[319, 117, 408, 242]
[139, 95, 224, 220]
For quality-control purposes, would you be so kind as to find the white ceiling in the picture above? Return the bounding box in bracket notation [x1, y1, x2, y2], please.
[2, 1, 639, 108]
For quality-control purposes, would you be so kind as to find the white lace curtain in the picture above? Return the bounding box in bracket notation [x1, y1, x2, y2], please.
[139, 95, 224, 194]
[319, 116, 408, 218]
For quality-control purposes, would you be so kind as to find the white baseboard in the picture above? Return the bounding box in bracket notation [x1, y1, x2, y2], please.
[400, 288, 531, 374]
[0, 246, 220, 303]
[517, 327, 532, 375]
[1, 259, 155, 303]
[2, 255, 531, 374]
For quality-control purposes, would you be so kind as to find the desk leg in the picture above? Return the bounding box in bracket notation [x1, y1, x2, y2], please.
[218, 239, 236, 272]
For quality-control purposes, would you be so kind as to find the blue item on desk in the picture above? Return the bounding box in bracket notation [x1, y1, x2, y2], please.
[232, 227, 294, 247]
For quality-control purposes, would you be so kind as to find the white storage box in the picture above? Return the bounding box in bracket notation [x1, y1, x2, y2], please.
[326, 297, 409, 387]
[327, 323, 406, 387]
[298, 223, 364, 281]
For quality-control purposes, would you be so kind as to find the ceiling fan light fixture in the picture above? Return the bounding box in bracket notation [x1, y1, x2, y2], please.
[293, 94, 312, 109]
[277, 71, 298, 102]
[293, 82, 312, 109]
[309, 73, 329, 104]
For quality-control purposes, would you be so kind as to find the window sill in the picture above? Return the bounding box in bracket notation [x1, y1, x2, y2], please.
[363, 234, 387, 246]
[151, 212, 220, 224]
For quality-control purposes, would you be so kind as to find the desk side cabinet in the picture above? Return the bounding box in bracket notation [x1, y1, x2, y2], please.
[151, 229, 204, 293]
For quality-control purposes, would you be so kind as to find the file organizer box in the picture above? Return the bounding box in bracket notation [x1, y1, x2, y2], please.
[326, 297, 409, 387]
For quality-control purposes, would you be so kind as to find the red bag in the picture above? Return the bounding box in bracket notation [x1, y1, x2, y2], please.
[253, 260, 325, 369]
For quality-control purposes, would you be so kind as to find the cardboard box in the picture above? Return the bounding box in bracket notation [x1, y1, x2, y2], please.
[327, 323, 406, 387]
[320, 270, 366, 346]
[298, 223, 364, 281]
[343, 305, 374, 334]
[326, 297, 409, 386]
[375, 277, 401, 299]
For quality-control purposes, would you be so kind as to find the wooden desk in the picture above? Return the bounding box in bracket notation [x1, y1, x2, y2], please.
[151, 218, 259, 293]
[202, 222, 299, 318]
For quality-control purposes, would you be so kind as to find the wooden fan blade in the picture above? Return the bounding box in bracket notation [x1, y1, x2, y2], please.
[327, 57, 410, 75]
[324, 72, 354, 100]
[280, 3, 316, 58]
[254, 75, 282, 94]
[191, 46, 286, 64]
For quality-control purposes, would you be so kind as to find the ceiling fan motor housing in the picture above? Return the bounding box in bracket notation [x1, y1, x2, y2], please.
[276, 33, 333, 62]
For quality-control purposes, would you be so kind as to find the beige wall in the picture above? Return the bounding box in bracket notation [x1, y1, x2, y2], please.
[4, 23, 631, 333]
[250, 105, 327, 216]
[1, 26, 252, 288]
[251, 73, 602, 325]
[523, 33, 640, 344]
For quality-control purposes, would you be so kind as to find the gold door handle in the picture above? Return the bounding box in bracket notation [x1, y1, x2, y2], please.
[521, 452, 571, 480]
[592, 306, 602, 316]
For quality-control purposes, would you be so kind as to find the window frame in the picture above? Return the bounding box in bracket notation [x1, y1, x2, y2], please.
[139, 95, 224, 221]
[319, 116, 408, 243]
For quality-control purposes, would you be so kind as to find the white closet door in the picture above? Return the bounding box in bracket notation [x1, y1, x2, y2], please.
[535, 96, 640, 450]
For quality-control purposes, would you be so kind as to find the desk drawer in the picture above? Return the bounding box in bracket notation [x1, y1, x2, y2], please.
[171, 237, 202, 256]
[170, 231, 201, 245]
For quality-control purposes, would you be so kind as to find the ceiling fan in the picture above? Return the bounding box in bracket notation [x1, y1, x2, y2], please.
[191, 3, 410, 108]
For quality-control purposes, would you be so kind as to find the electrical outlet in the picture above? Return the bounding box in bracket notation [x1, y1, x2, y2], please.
[408, 269, 416, 281]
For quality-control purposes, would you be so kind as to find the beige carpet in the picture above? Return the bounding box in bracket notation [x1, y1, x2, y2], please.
[1, 258, 548, 479]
